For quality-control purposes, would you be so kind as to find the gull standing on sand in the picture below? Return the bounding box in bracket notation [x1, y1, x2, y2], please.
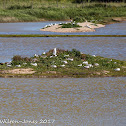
[86, 24, 91, 29]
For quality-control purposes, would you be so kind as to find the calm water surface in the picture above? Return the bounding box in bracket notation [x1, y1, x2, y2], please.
[0, 21, 126, 35]
[0, 37, 126, 62]
[0, 21, 126, 126]
[0, 77, 126, 126]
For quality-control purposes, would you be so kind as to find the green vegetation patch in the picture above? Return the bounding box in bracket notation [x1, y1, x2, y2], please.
[0, 1, 126, 23]
[0, 48, 126, 78]
[73, 16, 86, 22]
[7, 5, 32, 10]
[60, 22, 81, 28]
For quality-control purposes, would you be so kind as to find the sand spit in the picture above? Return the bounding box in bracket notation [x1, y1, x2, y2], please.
[40, 22, 105, 33]
[1, 68, 36, 74]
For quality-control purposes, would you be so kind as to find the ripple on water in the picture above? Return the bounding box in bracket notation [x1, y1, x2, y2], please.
[0, 77, 126, 126]
[0, 37, 126, 63]
[0, 21, 126, 35]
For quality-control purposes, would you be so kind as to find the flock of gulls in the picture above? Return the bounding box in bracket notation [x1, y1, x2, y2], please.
[43, 21, 93, 29]
[4, 48, 121, 72]
[44, 23, 59, 28]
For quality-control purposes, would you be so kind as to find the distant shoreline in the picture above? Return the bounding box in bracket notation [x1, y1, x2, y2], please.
[0, 17, 126, 24]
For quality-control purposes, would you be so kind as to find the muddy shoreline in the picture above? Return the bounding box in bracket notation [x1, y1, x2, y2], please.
[0, 74, 126, 78]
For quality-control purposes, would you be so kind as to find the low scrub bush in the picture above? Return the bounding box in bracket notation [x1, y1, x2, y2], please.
[13, 56, 31, 61]
[61, 22, 81, 28]
[70, 49, 81, 58]
[73, 16, 86, 22]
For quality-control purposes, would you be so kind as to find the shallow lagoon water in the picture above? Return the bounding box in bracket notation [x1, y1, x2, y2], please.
[0, 21, 126, 126]
[0, 21, 126, 35]
[0, 37, 126, 62]
[0, 77, 126, 126]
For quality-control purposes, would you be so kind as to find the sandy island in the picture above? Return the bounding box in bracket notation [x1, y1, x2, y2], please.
[40, 22, 105, 33]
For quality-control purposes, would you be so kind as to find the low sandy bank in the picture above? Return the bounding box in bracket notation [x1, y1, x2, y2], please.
[1, 68, 36, 74]
[40, 22, 105, 33]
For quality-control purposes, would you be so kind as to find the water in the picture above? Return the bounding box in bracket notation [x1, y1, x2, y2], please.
[0, 21, 126, 126]
[0, 37, 126, 63]
[0, 21, 126, 35]
[0, 77, 125, 126]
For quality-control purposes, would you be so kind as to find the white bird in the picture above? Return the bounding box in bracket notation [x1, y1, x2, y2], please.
[53, 48, 57, 56]
[86, 25, 91, 29]
[16, 65, 21, 67]
[31, 63, 37, 66]
[92, 55, 96, 57]
[51, 65, 57, 68]
[6, 62, 12, 67]
[50, 56, 53, 58]
[23, 63, 27, 65]
[34, 54, 38, 57]
[67, 58, 73, 61]
[64, 54, 69, 57]
[83, 61, 88, 65]
[94, 63, 99, 66]
[88, 64, 93, 67]
[62, 61, 68, 64]
[84, 66, 90, 69]
[43, 52, 46, 55]
[7, 64, 11, 67]
[114, 68, 120, 71]
[60, 64, 65, 67]
[7, 62, 11, 65]
[78, 64, 82, 67]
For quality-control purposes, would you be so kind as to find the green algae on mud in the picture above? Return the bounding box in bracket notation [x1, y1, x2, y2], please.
[0, 49, 126, 78]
